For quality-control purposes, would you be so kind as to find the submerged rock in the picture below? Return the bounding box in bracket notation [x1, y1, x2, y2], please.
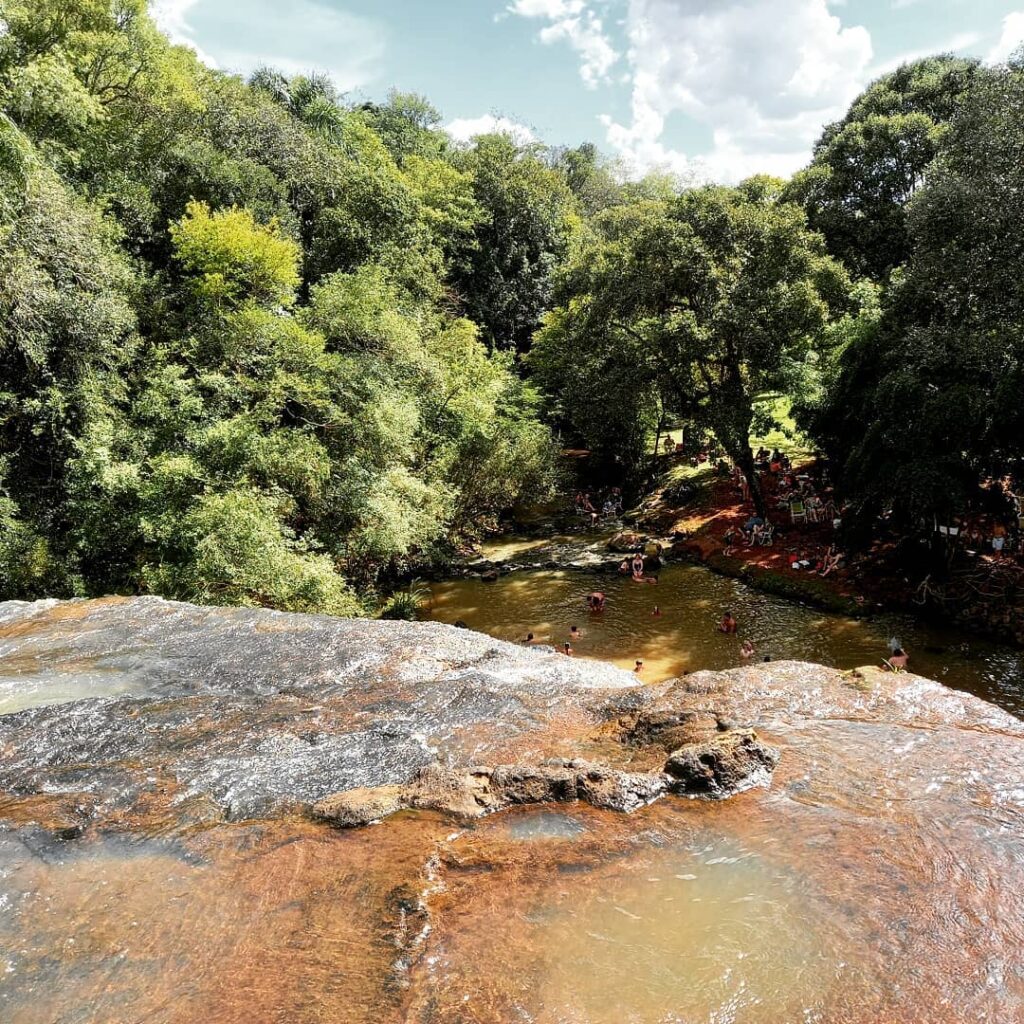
[607, 531, 645, 553]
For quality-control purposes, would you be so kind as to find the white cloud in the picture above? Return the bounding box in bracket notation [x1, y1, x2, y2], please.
[989, 11, 1024, 63]
[151, 0, 217, 65]
[446, 115, 538, 146]
[508, 0, 620, 88]
[152, 0, 385, 92]
[599, 0, 874, 184]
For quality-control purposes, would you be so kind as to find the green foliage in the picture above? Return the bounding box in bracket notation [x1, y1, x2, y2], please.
[5, 0, 1016, 605]
[538, 186, 851, 510]
[378, 579, 428, 621]
[806, 62, 1024, 526]
[142, 489, 360, 616]
[452, 132, 577, 351]
[170, 201, 301, 308]
[786, 56, 980, 281]
[0, 8, 556, 613]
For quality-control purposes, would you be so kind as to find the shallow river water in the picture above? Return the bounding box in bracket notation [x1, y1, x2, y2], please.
[427, 557, 1024, 717]
[1, 597, 1022, 1024]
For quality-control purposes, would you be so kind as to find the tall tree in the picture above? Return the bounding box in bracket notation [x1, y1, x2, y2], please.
[541, 180, 850, 515]
[803, 60, 1024, 528]
[451, 132, 576, 352]
[786, 55, 980, 281]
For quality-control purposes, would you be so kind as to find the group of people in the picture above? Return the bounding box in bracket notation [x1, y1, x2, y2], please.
[788, 543, 844, 577]
[943, 516, 1022, 560]
[574, 488, 623, 526]
[722, 451, 850, 579]
[523, 590, 907, 676]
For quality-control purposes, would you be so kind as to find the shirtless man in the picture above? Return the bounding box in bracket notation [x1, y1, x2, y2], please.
[718, 611, 738, 634]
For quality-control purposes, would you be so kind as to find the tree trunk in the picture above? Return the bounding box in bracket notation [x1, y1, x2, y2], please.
[734, 445, 767, 520]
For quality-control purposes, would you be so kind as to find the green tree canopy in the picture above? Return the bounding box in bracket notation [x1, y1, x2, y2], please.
[786, 55, 980, 281]
[538, 183, 850, 513]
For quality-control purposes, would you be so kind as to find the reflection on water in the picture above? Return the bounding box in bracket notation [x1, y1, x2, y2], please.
[0, 668, 149, 716]
[427, 563, 1024, 716]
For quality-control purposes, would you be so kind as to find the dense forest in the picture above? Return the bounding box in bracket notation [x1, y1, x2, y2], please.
[1, 1, 1022, 614]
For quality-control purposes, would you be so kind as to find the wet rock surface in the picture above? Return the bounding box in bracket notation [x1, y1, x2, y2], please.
[1, 598, 1023, 1024]
[314, 757, 679, 826]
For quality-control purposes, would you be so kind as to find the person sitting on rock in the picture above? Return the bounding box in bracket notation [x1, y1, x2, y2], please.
[718, 611, 738, 634]
[631, 553, 645, 578]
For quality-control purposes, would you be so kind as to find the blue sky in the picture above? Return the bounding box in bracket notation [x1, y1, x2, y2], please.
[154, 0, 1024, 181]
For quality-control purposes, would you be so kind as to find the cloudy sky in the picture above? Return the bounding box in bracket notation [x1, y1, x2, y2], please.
[154, 0, 1024, 182]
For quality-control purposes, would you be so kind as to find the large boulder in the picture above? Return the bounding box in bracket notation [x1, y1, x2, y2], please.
[607, 531, 645, 553]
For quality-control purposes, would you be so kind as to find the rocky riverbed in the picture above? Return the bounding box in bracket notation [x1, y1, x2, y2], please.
[1, 597, 1022, 1023]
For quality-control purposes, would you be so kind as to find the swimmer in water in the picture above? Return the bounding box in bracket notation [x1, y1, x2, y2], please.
[634, 659, 644, 673]
[718, 611, 738, 634]
[562, 641, 574, 656]
[740, 639, 755, 659]
[587, 592, 606, 612]
[652, 605, 662, 617]
[570, 625, 582, 640]
[886, 646, 909, 671]
[524, 632, 536, 644]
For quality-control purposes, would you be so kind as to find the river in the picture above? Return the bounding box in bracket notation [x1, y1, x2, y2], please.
[426, 540, 1024, 717]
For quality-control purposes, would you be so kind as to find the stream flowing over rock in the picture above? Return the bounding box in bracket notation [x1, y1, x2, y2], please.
[1, 597, 1022, 1024]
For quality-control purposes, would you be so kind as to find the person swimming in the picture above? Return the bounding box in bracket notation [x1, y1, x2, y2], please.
[740, 639, 755, 659]
[524, 632, 536, 644]
[886, 647, 909, 671]
[652, 605, 662, 617]
[570, 625, 582, 640]
[634, 659, 644, 673]
[562, 641, 574, 656]
[587, 592, 606, 611]
[718, 610, 738, 634]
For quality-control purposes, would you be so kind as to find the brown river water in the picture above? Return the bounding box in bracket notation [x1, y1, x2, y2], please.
[426, 550, 1024, 717]
[1, 596, 1023, 1024]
